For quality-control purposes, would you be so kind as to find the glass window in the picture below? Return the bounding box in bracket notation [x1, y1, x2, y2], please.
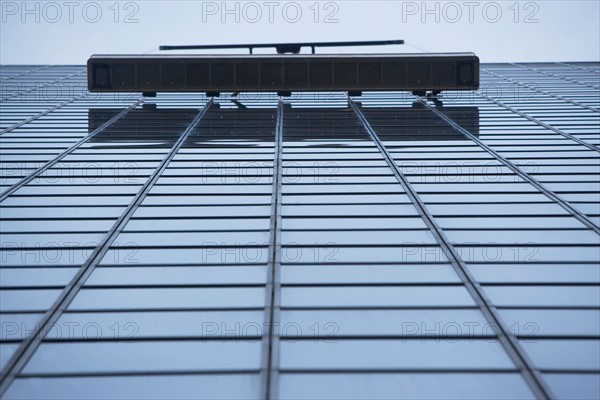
[447, 229, 599, 244]
[4, 375, 261, 400]
[100, 248, 269, 266]
[455, 246, 600, 263]
[150, 185, 272, 195]
[51, 311, 265, 340]
[1, 196, 134, 207]
[0, 289, 62, 312]
[23, 341, 261, 374]
[132, 205, 271, 218]
[1, 313, 43, 341]
[86, 266, 267, 286]
[542, 373, 600, 400]
[522, 340, 600, 370]
[281, 264, 459, 284]
[468, 264, 600, 283]
[282, 204, 419, 217]
[1, 233, 105, 249]
[142, 195, 271, 206]
[1, 343, 19, 370]
[124, 218, 271, 232]
[484, 286, 600, 307]
[283, 184, 402, 194]
[0, 220, 116, 233]
[282, 217, 427, 230]
[114, 231, 269, 247]
[280, 340, 514, 370]
[68, 288, 266, 310]
[500, 310, 600, 337]
[412, 182, 538, 193]
[428, 203, 569, 216]
[279, 373, 534, 400]
[14, 186, 142, 195]
[281, 286, 474, 308]
[436, 216, 586, 229]
[280, 309, 489, 337]
[280, 246, 447, 264]
[157, 177, 273, 185]
[281, 230, 435, 245]
[0, 207, 125, 219]
[283, 194, 409, 204]
[0, 268, 77, 288]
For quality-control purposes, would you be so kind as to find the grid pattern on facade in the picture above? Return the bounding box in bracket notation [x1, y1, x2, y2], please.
[0, 62, 599, 400]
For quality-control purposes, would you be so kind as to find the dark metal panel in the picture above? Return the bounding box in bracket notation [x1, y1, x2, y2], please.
[87, 54, 480, 94]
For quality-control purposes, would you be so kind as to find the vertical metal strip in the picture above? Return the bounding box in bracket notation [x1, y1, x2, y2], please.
[414, 95, 600, 234]
[261, 99, 284, 400]
[0, 98, 144, 203]
[0, 99, 214, 396]
[348, 96, 555, 400]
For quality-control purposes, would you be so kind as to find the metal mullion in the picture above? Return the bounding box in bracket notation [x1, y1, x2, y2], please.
[0, 98, 144, 202]
[273, 368, 520, 374]
[348, 96, 555, 400]
[281, 306, 479, 311]
[482, 69, 599, 113]
[16, 370, 261, 379]
[261, 99, 284, 400]
[414, 95, 600, 235]
[0, 94, 87, 135]
[0, 99, 214, 396]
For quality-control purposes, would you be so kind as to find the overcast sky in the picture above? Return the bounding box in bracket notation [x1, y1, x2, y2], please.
[1, 0, 599, 64]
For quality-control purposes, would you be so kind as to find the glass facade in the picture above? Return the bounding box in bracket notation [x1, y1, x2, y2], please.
[0, 62, 599, 399]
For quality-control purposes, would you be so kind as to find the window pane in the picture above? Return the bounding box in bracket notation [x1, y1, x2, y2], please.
[4, 375, 261, 400]
[1, 343, 19, 370]
[522, 340, 600, 370]
[23, 341, 261, 374]
[281, 286, 474, 308]
[500, 310, 600, 337]
[543, 374, 600, 400]
[279, 373, 534, 400]
[280, 309, 490, 337]
[0, 290, 62, 312]
[280, 340, 514, 370]
[469, 264, 600, 283]
[52, 311, 264, 339]
[86, 266, 267, 286]
[484, 286, 600, 307]
[68, 288, 266, 311]
[281, 264, 459, 284]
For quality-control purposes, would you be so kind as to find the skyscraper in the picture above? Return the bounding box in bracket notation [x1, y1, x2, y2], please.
[1, 62, 599, 399]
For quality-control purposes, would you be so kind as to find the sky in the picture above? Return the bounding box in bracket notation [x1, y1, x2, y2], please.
[0, 0, 599, 64]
